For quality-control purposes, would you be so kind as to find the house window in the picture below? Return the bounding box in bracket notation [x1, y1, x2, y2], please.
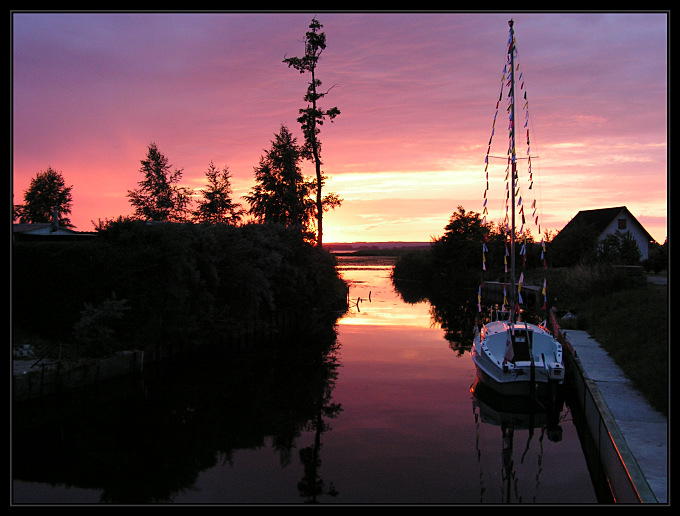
[618, 218, 627, 230]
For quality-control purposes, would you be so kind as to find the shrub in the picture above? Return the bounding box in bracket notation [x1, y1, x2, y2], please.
[73, 294, 130, 357]
[13, 222, 347, 357]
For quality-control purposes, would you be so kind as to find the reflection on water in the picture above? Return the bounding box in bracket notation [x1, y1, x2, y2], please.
[13, 255, 597, 504]
[338, 256, 433, 328]
[13, 328, 343, 504]
[471, 379, 565, 503]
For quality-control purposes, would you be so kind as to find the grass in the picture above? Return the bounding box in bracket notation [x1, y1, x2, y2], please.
[556, 268, 668, 417]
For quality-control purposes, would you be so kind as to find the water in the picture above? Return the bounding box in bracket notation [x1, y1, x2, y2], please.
[12, 255, 598, 504]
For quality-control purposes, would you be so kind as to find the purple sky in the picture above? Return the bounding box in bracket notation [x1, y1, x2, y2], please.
[12, 11, 668, 243]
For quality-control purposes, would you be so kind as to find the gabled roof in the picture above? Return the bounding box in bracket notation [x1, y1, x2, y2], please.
[555, 206, 654, 243]
[12, 223, 95, 239]
[13, 223, 81, 236]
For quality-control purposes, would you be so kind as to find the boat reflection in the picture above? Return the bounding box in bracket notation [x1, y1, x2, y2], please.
[471, 378, 565, 503]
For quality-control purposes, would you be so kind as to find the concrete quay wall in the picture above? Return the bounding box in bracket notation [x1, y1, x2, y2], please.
[548, 310, 666, 504]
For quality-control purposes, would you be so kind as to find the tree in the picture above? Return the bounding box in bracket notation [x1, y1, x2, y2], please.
[432, 205, 494, 271]
[597, 230, 642, 265]
[14, 167, 74, 227]
[284, 17, 342, 247]
[427, 206, 501, 291]
[193, 161, 244, 225]
[73, 293, 130, 357]
[127, 142, 192, 222]
[549, 220, 600, 267]
[644, 239, 667, 273]
[245, 125, 315, 237]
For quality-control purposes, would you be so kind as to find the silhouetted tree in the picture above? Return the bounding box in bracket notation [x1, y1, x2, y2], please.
[284, 17, 342, 247]
[193, 161, 244, 225]
[127, 142, 192, 222]
[431, 206, 497, 277]
[549, 220, 600, 267]
[72, 293, 130, 357]
[597, 230, 642, 265]
[14, 167, 74, 227]
[393, 206, 508, 291]
[244, 125, 316, 238]
[644, 239, 667, 273]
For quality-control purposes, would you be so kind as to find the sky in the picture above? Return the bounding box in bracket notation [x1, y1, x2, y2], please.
[12, 11, 668, 244]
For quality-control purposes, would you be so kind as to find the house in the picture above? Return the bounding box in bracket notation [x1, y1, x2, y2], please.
[553, 206, 655, 261]
[13, 222, 96, 241]
[13, 206, 96, 242]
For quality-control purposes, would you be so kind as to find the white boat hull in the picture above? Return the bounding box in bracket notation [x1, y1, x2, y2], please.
[472, 319, 564, 398]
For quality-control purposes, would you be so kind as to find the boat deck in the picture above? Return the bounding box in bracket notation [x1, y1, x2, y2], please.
[480, 323, 557, 366]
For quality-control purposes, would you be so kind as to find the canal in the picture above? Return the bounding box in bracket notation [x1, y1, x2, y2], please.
[12, 255, 598, 504]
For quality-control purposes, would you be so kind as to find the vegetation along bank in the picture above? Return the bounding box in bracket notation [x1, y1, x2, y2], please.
[13, 221, 348, 366]
[391, 207, 668, 416]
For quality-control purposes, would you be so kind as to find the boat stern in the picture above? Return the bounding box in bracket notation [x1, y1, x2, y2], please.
[547, 361, 564, 381]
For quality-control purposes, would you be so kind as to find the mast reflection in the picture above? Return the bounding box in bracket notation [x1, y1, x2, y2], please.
[471, 379, 564, 503]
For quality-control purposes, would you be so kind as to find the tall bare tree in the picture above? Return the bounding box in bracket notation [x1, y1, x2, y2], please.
[284, 17, 341, 247]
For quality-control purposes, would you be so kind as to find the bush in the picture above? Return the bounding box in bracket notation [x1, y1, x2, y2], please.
[643, 240, 668, 274]
[578, 285, 668, 416]
[73, 294, 130, 357]
[545, 263, 633, 312]
[391, 249, 433, 283]
[13, 222, 347, 357]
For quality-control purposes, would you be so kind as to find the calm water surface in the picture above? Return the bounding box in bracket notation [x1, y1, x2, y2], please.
[13, 255, 597, 504]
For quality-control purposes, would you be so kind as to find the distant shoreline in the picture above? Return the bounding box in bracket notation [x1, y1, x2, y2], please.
[324, 242, 430, 252]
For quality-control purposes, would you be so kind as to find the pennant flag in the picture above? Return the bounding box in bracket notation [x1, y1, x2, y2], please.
[542, 278, 547, 310]
[504, 339, 515, 363]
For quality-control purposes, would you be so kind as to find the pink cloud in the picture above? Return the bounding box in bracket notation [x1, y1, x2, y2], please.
[12, 12, 667, 243]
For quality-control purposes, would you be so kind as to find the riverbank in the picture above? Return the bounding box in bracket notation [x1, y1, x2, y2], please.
[13, 222, 348, 375]
[563, 329, 667, 503]
[12, 351, 144, 403]
[558, 275, 668, 417]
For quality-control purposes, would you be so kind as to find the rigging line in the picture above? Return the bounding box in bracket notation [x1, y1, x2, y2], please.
[512, 40, 545, 239]
[487, 155, 538, 160]
[526, 109, 545, 237]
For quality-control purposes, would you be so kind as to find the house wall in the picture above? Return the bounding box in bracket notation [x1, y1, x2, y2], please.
[599, 211, 649, 260]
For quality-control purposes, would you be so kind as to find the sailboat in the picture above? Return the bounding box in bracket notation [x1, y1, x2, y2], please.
[471, 20, 564, 398]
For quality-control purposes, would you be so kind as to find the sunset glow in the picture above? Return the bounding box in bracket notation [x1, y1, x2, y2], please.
[12, 12, 668, 244]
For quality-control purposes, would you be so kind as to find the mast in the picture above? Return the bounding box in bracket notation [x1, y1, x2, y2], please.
[508, 19, 517, 324]
[509, 21, 537, 398]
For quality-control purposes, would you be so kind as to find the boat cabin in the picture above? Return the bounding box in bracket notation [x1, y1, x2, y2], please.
[509, 328, 532, 363]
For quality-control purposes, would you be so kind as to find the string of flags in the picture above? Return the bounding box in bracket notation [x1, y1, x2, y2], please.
[479, 22, 548, 316]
